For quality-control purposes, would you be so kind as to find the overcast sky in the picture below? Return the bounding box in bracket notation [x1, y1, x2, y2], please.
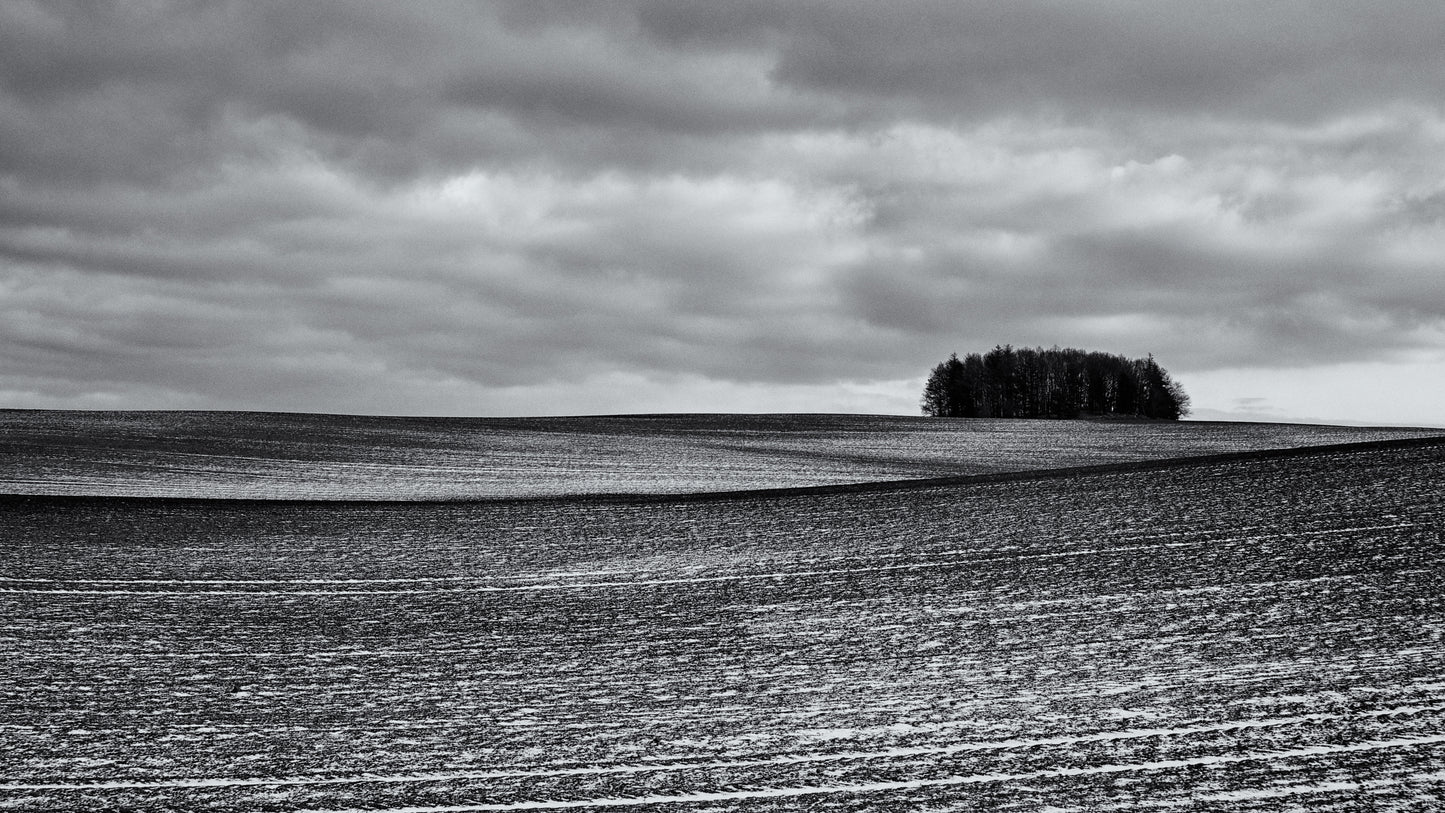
[3, 1, 1444, 425]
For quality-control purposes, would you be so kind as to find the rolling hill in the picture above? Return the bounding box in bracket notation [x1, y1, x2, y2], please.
[1, 409, 1440, 499]
[2, 412, 1443, 810]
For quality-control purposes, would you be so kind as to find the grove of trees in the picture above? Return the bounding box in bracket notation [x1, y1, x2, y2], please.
[921, 345, 1190, 420]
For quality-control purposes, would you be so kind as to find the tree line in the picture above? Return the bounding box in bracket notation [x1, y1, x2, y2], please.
[922, 345, 1190, 420]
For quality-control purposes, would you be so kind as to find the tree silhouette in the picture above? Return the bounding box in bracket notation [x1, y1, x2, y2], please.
[921, 346, 1189, 419]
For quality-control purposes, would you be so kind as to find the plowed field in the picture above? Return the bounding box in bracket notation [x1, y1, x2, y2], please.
[2, 410, 1439, 499]
[3, 416, 1443, 811]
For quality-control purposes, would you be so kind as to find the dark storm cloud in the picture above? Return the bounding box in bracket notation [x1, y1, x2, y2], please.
[2, 1, 1444, 418]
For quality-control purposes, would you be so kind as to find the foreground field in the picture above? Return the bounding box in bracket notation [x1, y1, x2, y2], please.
[3, 435, 1443, 810]
[2, 410, 1441, 499]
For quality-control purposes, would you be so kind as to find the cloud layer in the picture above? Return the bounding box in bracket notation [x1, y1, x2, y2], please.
[3, 1, 1443, 421]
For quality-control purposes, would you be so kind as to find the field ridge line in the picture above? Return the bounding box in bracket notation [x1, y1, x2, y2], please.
[574, 434, 1445, 505]
[1, 434, 1441, 507]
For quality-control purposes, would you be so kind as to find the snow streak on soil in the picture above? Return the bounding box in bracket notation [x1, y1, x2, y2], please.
[2, 430, 1444, 811]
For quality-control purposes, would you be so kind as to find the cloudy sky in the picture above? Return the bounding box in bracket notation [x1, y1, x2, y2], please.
[3, 1, 1444, 425]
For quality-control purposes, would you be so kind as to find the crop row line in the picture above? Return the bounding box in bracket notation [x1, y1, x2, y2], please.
[5, 703, 1443, 791]
[0, 521, 1418, 589]
[5, 607, 1434, 666]
[311, 745, 1445, 812]
[1, 554, 1430, 602]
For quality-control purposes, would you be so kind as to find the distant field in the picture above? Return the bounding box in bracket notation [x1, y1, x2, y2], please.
[3, 423, 1444, 811]
[1, 410, 1441, 499]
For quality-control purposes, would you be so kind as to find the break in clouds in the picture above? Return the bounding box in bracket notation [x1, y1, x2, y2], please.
[2, 1, 1444, 421]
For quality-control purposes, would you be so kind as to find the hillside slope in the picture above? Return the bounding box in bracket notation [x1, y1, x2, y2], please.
[2, 410, 1441, 499]
[3, 439, 1444, 810]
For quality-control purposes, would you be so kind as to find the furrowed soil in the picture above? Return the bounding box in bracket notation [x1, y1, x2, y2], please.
[2, 413, 1443, 811]
[1, 409, 1440, 499]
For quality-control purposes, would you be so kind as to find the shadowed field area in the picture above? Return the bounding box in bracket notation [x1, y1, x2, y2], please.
[3, 419, 1444, 811]
[1, 410, 1441, 499]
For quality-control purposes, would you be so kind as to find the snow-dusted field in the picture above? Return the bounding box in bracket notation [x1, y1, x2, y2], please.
[3, 417, 1444, 811]
[1, 410, 1440, 499]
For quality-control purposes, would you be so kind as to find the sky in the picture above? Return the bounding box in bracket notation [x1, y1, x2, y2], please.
[2, 1, 1443, 426]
